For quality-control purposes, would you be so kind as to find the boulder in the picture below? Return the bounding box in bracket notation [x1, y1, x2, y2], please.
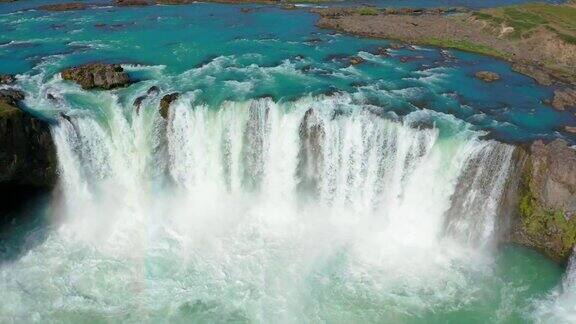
[475, 71, 501, 83]
[38, 2, 87, 11]
[159, 93, 179, 119]
[552, 88, 576, 111]
[349, 56, 365, 65]
[61, 63, 131, 90]
[147, 86, 160, 96]
[0, 74, 16, 85]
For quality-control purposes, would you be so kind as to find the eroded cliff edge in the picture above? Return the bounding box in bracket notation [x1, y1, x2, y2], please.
[0, 81, 57, 222]
[501, 140, 576, 263]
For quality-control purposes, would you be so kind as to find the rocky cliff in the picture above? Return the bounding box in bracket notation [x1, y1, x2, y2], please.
[501, 140, 576, 263]
[0, 87, 57, 222]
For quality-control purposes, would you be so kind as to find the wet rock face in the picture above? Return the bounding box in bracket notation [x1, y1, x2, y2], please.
[61, 63, 131, 90]
[159, 93, 180, 119]
[0, 74, 16, 85]
[349, 56, 365, 65]
[475, 71, 501, 82]
[502, 139, 576, 263]
[530, 140, 576, 212]
[0, 89, 25, 107]
[298, 109, 325, 193]
[0, 92, 57, 188]
[552, 87, 576, 111]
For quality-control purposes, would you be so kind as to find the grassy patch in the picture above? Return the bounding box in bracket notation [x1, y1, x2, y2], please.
[476, 3, 576, 41]
[356, 7, 379, 16]
[421, 38, 510, 59]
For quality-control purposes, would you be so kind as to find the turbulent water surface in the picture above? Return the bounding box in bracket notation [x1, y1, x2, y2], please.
[0, 1, 575, 323]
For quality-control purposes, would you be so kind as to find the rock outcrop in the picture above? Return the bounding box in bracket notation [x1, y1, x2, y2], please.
[0, 90, 57, 189]
[552, 88, 576, 111]
[475, 71, 501, 83]
[501, 139, 576, 263]
[0, 74, 16, 85]
[160, 93, 179, 119]
[38, 2, 87, 11]
[61, 63, 131, 90]
[349, 56, 365, 65]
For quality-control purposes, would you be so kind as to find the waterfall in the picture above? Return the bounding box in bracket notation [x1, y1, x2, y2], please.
[534, 250, 576, 323]
[0, 89, 519, 321]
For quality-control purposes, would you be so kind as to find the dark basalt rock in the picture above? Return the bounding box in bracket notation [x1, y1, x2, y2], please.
[371, 46, 390, 56]
[0, 74, 16, 85]
[38, 2, 87, 11]
[160, 93, 179, 119]
[61, 63, 131, 90]
[298, 109, 325, 192]
[133, 95, 147, 111]
[0, 89, 25, 107]
[475, 71, 501, 83]
[147, 85, 160, 96]
[0, 90, 57, 189]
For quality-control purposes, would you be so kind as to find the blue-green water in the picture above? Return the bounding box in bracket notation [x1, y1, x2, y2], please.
[0, 1, 575, 323]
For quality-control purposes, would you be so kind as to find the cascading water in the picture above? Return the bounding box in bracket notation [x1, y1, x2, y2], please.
[534, 250, 576, 323]
[0, 80, 522, 321]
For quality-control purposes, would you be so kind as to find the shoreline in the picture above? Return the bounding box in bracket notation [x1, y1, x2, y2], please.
[311, 3, 576, 111]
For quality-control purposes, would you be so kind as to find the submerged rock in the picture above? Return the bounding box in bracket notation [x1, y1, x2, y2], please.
[502, 139, 576, 263]
[349, 56, 365, 65]
[159, 93, 179, 119]
[475, 71, 501, 83]
[61, 63, 131, 90]
[552, 88, 576, 111]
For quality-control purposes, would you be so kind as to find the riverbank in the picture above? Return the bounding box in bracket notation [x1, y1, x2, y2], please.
[313, 2, 576, 110]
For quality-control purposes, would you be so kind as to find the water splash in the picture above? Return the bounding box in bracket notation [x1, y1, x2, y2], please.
[0, 89, 520, 322]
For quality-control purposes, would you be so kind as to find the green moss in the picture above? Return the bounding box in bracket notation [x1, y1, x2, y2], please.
[356, 7, 379, 16]
[0, 100, 20, 118]
[420, 38, 510, 59]
[519, 162, 576, 253]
